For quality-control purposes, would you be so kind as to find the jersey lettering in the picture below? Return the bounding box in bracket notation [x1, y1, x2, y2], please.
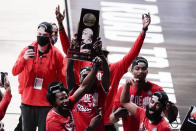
[75, 93, 98, 112]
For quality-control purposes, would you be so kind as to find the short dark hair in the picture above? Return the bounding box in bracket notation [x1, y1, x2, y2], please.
[38, 22, 53, 34]
[131, 56, 148, 69]
[46, 81, 68, 106]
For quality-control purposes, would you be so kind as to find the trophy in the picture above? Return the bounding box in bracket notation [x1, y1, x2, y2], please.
[67, 8, 100, 61]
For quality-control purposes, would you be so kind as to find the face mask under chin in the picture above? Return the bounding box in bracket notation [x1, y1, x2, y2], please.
[37, 36, 50, 46]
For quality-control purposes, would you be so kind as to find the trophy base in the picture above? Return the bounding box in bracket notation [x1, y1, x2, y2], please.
[67, 49, 93, 61]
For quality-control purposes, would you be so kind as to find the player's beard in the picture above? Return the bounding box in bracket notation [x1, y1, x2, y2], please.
[146, 105, 162, 123]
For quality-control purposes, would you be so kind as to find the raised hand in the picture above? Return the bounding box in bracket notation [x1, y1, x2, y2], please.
[125, 79, 133, 87]
[93, 37, 103, 56]
[163, 101, 178, 123]
[93, 37, 102, 50]
[114, 107, 128, 119]
[92, 56, 103, 68]
[142, 12, 151, 31]
[55, 5, 65, 25]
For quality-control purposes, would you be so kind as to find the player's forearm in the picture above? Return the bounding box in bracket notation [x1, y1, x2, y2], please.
[120, 84, 130, 104]
[110, 112, 119, 123]
[101, 56, 110, 92]
[66, 59, 75, 91]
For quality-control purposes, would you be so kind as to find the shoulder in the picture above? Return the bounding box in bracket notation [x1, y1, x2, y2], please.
[147, 81, 163, 91]
[136, 106, 145, 118]
[117, 85, 125, 93]
[47, 109, 66, 124]
[159, 117, 172, 131]
[51, 45, 64, 55]
[137, 106, 145, 114]
[46, 109, 57, 120]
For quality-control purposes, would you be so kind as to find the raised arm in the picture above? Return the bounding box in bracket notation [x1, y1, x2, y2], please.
[100, 55, 110, 93]
[55, 50, 67, 87]
[55, 5, 71, 54]
[0, 76, 12, 120]
[72, 57, 102, 102]
[93, 38, 110, 92]
[66, 59, 76, 92]
[141, 13, 151, 36]
[120, 79, 137, 116]
[111, 13, 151, 74]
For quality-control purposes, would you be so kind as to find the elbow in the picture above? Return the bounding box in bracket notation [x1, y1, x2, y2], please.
[120, 100, 125, 106]
[121, 103, 126, 108]
[120, 98, 124, 105]
[12, 68, 17, 76]
[120, 99, 128, 107]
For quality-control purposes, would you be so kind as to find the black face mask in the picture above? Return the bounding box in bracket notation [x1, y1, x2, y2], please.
[37, 36, 50, 46]
[146, 105, 162, 123]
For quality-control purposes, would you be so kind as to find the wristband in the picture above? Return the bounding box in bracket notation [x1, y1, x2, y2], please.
[142, 27, 148, 32]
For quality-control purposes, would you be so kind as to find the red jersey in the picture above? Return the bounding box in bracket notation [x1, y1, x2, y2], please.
[113, 81, 163, 131]
[46, 96, 75, 131]
[72, 84, 106, 131]
[136, 107, 172, 131]
[0, 90, 12, 120]
[104, 33, 145, 123]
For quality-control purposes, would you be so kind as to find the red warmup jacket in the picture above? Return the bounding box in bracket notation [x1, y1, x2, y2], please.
[16, 29, 71, 95]
[104, 33, 145, 124]
[0, 90, 12, 120]
[12, 42, 65, 106]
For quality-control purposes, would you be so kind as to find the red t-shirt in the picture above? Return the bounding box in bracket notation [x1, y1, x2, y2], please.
[136, 107, 172, 131]
[72, 84, 106, 131]
[113, 81, 163, 131]
[46, 96, 75, 131]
